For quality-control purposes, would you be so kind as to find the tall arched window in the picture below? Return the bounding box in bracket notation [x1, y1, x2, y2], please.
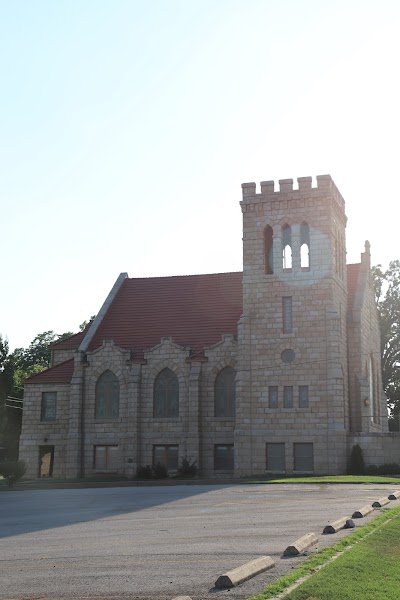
[300, 222, 310, 270]
[282, 224, 292, 271]
[214, 367, 236, 417]
[154, 368, 179, 417]
[95, 370, 120, 418]
[264, 225, 274, 274]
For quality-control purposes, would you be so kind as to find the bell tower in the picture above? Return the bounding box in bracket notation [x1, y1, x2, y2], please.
[235, 175, 348, 475]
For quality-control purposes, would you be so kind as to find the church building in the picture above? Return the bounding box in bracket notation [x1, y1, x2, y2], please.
[19, 175, 398, 478]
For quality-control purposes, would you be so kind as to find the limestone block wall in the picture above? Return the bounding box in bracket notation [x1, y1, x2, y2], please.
[19, 382, 70, 478]
[51, 348, 76, 366]
[236, 176, 349, 475]
[139, 337, 192, 470]
[349, 433, 400, 466]
[81, 340, 132, 477]
[201, 335, 237, 476]
[348, 247, 388, 434]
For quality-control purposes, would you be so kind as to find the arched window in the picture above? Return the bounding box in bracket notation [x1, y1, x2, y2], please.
[282, 224, 292, 271]
[300, 222, 310, 270]
[264, 225, 274, 274]
[154, 368, 179, 418]
[214, 367, 236, 417]
[95, 370, 120, 418]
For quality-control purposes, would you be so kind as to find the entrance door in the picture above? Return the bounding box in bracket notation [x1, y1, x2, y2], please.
[39, 446, 54, 477]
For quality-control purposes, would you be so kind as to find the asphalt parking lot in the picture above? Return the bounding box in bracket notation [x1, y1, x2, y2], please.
[1, 483, 399, 600]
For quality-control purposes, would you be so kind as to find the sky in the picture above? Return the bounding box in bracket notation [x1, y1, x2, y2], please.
[2, 0, 400, 351]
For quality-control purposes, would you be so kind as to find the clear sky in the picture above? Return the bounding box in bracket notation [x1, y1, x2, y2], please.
[2, 0, 400, 350]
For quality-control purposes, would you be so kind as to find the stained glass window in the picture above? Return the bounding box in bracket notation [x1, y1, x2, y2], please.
[214, 367, 236, 417]
[95, 370, 120, 418]
[154, 368, 179, 417]
[41, 392, 57, 421]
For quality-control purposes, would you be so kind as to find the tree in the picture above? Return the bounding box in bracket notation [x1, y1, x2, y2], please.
[0, 335, 17, 459]
[372, 261, 400, 429]
[0, 329, 75, 459]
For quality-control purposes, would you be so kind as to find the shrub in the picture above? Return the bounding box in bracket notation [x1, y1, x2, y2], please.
[135, 465, 152, 479]
[177, 457, 198, 477]
[348, 444, 365, 475]
[152, 461, 168, 479]
[365, 463, 400, 475]
[0, 460, 27, 488]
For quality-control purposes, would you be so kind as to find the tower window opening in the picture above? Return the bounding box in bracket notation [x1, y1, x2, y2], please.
[282, 225, 292, 271]
[300, 222, 310, 270]
[264, 225, 274, 274]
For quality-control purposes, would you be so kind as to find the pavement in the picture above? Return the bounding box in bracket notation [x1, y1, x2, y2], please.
[1, 483, 399, 600]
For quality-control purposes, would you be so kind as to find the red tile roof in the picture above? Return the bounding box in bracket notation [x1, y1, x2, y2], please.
[88, 272, 243, 359]
[347, 263, 361, 309]
[50, 323, 91, 350]
[25, 265, 362, 385]
[25, 359, 75, 384]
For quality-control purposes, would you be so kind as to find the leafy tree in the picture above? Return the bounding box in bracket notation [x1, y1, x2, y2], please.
[372, 261, 400, 429]
[0, 329, 75, 458]
[0, 335, 17, 459]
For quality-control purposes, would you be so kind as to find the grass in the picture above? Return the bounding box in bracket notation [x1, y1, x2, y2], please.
[246, 475, 400, 484]
[248, 506, 400, 600]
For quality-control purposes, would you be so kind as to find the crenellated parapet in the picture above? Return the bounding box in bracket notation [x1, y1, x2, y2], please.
[241, 175, 345, 213]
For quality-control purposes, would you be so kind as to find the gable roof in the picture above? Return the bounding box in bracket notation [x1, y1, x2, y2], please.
[24, 265, 363, 385]
[50, 322, 91, 350]
[88, 272, 243, 359]
[25, 359, 75, 384]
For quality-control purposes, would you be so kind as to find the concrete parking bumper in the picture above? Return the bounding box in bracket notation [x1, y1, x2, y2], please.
[215, 556, 275, 588]
[283, 532, 318, 556]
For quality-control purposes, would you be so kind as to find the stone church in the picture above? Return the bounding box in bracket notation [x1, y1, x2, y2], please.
[19, 175, 398, 479]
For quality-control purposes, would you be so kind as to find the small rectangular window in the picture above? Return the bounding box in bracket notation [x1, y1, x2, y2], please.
[153, 445, 179, 471]
[299, 386, 309, 408]
[41, 392, 57, 421]
[266, 443, 285, 472]
[282, 297, 293, 333]
[94, 445, 119, 471]
[214, 444, 234, 471]
[268, 386, 278, 408]
[294, 443, 313, 472]
[283, 386, 293, 408]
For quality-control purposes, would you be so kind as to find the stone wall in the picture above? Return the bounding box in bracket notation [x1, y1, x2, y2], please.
[19, 382, 70, 478]
[347, 245, 388, 434]
[236, 176, 349, 475]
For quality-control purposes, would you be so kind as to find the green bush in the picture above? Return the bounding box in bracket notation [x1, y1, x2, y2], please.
[348, 444, 365, 475]
[365, 463, 400, 475]
[0, 460, 27, 487]
[177, 457, 198, 477]
[152, 461, 168, 479]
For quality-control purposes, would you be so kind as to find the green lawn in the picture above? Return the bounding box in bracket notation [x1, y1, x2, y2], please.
[249, 506, 400, 600]
[247, 475, 400, 484]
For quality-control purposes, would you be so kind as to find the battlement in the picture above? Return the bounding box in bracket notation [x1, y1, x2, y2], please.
[241, 174, 343, 203]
